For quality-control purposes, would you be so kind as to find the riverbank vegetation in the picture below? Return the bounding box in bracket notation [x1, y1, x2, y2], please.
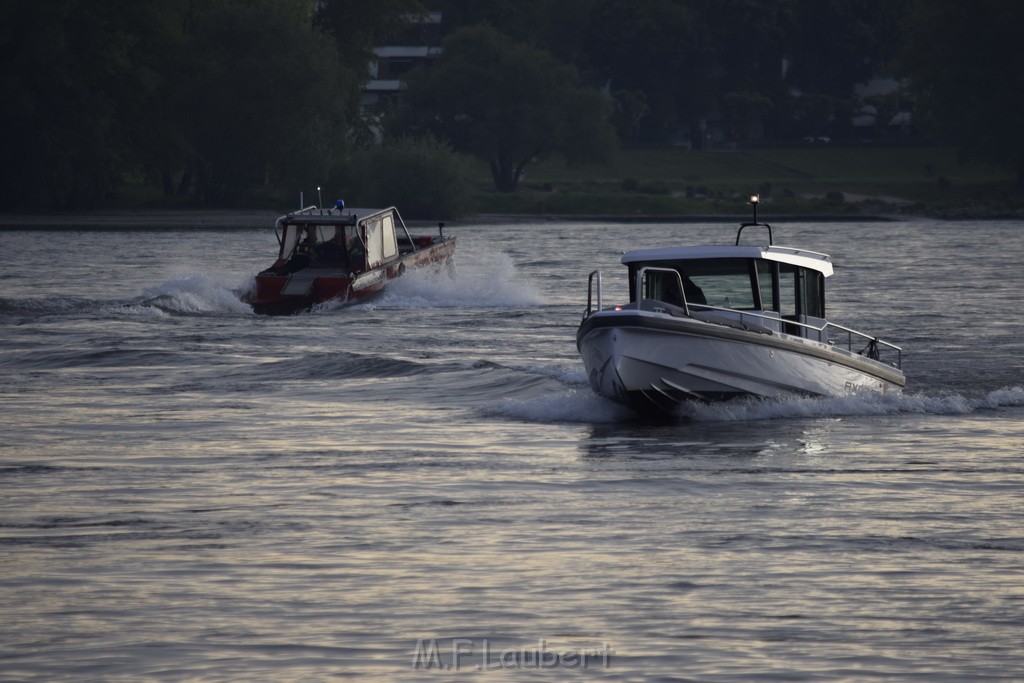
[470, 145, 1020, 218]
[2, 1, 1022, 219]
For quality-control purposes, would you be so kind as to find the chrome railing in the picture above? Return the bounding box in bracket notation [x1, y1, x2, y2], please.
[678, 302, 902, 368]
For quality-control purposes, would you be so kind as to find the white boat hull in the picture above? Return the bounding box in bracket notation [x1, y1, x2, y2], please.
[577, 310, 905, 417]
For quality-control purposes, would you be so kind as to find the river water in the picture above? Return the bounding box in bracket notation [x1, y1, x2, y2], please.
[1, 217, 1022, 681]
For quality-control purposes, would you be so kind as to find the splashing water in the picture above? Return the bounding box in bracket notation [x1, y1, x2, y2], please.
[362, 246, 545, 310]
[136, 274, 255, 315]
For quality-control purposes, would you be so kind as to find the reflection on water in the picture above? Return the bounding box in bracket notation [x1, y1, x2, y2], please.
[0, 219, 1023, 679]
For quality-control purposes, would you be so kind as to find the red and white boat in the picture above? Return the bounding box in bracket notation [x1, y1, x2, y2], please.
[247, 203, 456, 315]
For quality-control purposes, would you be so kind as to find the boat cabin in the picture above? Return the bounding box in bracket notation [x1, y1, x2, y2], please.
[624, 242, 834, 341]
[268, 206, 419, 275]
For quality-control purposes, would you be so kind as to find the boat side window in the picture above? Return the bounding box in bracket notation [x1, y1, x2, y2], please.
[778, 265, 825, 318]
[364, 218, 384, 267]
[281, 225, 302, 260]
[778, 265, 799, 317]
[381, 213, 398, 259]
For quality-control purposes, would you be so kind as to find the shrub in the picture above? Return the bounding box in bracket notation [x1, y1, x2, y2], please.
[342, 137, 473, 219]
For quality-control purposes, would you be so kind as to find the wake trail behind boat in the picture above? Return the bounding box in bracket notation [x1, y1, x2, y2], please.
[135, 274, 255, 316]
[357, 248, 545, 310]
[486, 385, 1024, 424]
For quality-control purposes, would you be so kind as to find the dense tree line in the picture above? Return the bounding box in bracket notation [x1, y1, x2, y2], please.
[1, 0, 1021, 209]
[896, 0, 1024, 192]
[0, 0, 416, 209]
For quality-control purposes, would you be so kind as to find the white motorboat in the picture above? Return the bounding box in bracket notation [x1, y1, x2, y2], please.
[576, 197, 905, 417]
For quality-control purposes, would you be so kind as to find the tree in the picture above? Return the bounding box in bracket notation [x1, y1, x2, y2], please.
[315, 0, 427, 76]
[722, 91, 774, 142]
[180, 0, 349, 204]
[611, 90, 650, 147]
[584, 0, 699, 145]
[394, 25, 615, 192]
[431, 0, 598, 66]
[898, 0, 1024, 192]
[783, 0, 909, 99]
[0, 0, 359, 208]
[344, 137, 473, 219]
[0, 1, 172, 208]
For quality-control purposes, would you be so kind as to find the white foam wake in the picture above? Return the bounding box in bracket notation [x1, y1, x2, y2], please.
[129, 274, 254, 315]
[488, 386, 1024, 424]
[358, 247, 545, 310]
[680, 386, 1024, 422]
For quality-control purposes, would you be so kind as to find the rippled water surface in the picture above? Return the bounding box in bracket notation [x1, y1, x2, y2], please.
[2, 217, 1023, 681]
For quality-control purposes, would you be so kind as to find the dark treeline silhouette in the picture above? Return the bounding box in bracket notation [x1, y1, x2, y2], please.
[0, 0, 417, 209]
[1, 0, 1020, 209]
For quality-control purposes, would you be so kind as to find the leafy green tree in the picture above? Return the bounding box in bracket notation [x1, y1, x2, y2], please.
[394, 25, 615, 192]
[898, 0, 1024, 192]
[783, 0, 909, 99]
[611, 90, 650, 146]
[315, 0, 427, 75]
[581, 0, 912, 144]
[722, 91, 774, 142]
[180, 0, 349, 204]
[585, 0, 699, 145]
[0, 1, 170, 207]
[431, 0, 598, 66]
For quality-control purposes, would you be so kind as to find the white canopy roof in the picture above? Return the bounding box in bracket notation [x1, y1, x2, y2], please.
[622, 244, 834, 276]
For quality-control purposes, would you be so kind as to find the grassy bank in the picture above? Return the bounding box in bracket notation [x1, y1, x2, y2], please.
[470, 146, 1022, 218]
[24, 145, 1021, 223]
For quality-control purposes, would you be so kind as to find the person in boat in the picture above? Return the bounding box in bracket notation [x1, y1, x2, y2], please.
[284, 229, 317, 273]
[346, 232, 366, 273]
[682, 276, 707, 306]
[315, 232, 345, 267]
[658, 273, 706, 308]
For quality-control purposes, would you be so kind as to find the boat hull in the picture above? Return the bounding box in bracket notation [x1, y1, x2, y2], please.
[577, 310, 905, 417]
[248, 239, 455, 315]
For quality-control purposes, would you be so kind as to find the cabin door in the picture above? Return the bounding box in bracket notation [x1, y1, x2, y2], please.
[778, 265, 825, 338]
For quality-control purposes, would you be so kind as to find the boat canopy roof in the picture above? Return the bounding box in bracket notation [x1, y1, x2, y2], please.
[278, 207, 393, 227]
[622, 244, 834, 277]
[273, 206, 406, 270]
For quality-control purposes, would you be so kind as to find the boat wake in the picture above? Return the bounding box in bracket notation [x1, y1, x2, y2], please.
[354, 248, 544, 310]
[485, 385, 1024, 424]
[132, 274, 254, 316]
[677, 386, 1024, 422]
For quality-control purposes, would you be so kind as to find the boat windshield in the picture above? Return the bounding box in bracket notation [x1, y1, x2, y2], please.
[637, 258, 761, 309]
[684, 259, 758, 309]
[632, 257, 824, 317]
[282, 224, 340, 256]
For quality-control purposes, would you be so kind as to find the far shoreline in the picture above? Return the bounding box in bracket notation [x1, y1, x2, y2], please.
[0, 207, 1019, 230]
[0, 209, 905, 230]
